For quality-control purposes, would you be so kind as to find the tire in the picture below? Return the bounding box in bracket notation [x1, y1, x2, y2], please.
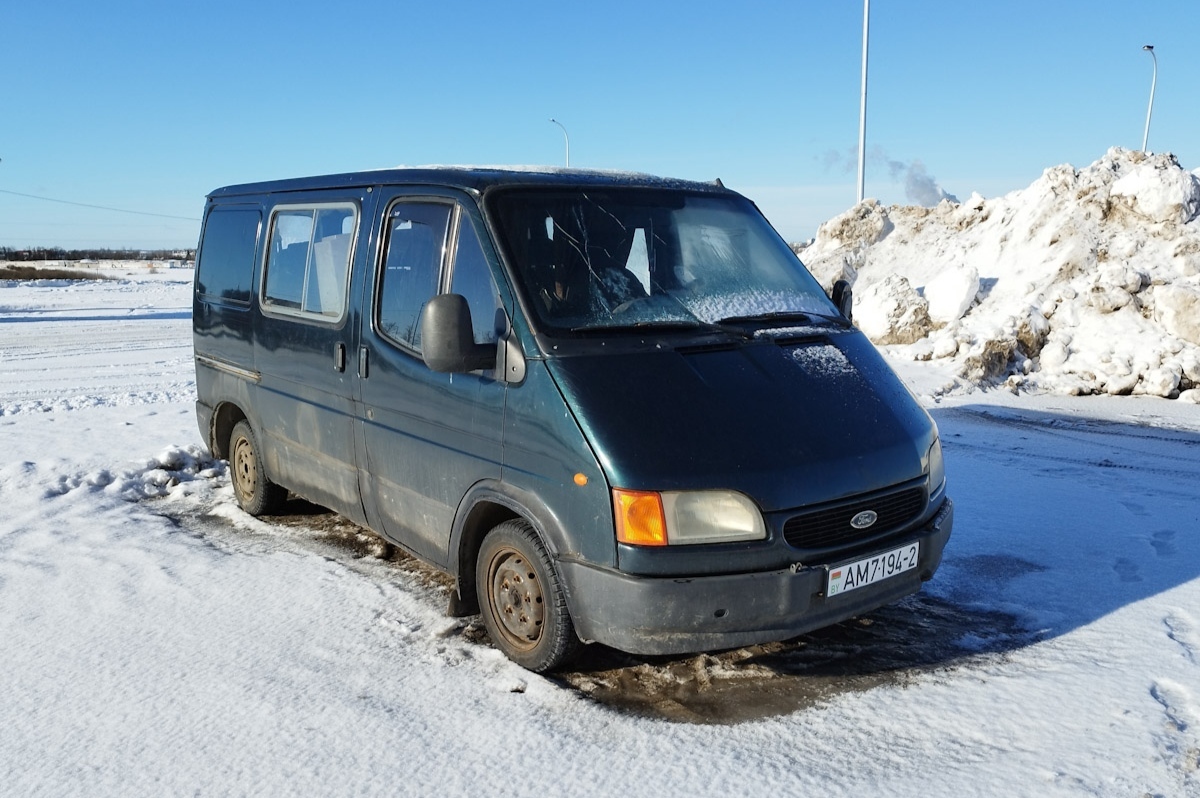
[229, 420, 286, 516]
[476, 519, 581, 672]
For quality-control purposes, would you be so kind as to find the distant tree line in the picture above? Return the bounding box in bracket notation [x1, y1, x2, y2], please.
[0, 246, 195, 262]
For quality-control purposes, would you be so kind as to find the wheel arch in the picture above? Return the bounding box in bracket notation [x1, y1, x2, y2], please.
[209, 401, 249, 461]
[448, 481, 576, 617]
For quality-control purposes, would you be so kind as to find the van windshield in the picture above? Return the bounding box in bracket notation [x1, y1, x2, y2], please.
[487, 188, 838, 336]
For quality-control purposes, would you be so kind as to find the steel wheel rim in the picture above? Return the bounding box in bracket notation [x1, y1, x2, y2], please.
[487, 547, 545, 650]
[232, 435, 256, 502]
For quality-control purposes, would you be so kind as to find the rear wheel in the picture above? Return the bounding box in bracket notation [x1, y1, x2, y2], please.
[229, 420, 286, 515]
[476, 520, 580, 672]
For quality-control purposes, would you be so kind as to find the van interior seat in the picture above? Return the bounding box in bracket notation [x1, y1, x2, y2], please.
[267, 241, 309, 308]
[310, 233, 351, 315]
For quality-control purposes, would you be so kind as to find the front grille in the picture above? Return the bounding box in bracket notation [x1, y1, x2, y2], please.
[783, 486, 925, 550]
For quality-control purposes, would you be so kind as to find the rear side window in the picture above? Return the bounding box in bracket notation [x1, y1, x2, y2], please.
[262, 203, 357, 320]
[196, 207, 260, 305]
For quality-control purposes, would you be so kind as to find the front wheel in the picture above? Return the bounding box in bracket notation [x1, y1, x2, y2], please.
[476, 520, 581, 672]
[229, 420, 286, 516]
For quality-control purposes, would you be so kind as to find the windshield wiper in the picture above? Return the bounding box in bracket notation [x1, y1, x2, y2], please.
[715, 310, 849, 329]
[715, 310, 814, 324]
[570, 319, 752, 338]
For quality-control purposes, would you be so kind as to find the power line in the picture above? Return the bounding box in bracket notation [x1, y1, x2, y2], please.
[0, 188, 200, 221]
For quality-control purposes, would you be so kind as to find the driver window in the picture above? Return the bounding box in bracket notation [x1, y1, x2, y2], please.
[377, 202, 451, 351]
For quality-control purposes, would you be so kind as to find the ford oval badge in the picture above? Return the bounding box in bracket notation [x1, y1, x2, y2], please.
[850, 510, 878, 529]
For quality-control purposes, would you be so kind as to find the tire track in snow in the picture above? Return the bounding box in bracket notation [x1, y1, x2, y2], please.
[1148, 679, 1200, 789]
[0, 302, 193, 413]
[940, 406, 1200, 450]
[938, 408, 1200, 484]
[0, 387, 197, 416]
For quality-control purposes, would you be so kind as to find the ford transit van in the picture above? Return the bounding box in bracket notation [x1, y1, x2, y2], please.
[193, 168, 953, 671]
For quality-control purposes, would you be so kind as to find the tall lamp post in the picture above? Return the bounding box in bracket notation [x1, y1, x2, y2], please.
[856, 0, 870, 204]
[549, 118, 570, 167]
[1141, 45, 1157, 152]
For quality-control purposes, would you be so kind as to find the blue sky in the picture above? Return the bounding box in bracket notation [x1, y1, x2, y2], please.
[1, 0, 1196, 249]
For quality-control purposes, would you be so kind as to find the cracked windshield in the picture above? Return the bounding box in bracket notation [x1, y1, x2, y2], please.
[488, 189, 839, 334]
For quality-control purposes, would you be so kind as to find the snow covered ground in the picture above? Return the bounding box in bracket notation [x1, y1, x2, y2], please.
[2, 227, 1199, 795]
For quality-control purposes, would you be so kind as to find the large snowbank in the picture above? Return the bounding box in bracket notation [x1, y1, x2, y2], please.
[798, 148, 1200, 401]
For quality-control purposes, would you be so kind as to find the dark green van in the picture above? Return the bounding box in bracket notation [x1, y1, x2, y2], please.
[193, 168, 952, 671]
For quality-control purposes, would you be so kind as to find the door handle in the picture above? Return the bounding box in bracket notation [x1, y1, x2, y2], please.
[334, 343, 346, 373]
[358, 346, 369, 378]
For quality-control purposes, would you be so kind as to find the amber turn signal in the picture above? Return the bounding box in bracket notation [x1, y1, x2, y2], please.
[613, 489, 668, 546]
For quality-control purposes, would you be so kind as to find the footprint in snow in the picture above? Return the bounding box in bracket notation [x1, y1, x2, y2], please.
[1150, 529, 1178, 558]
[1164, 611, 1199, 665]
[1120, 500, 1150, 518]
[1113, 558, 1142, 583]
[1148, 680, 1200, 787]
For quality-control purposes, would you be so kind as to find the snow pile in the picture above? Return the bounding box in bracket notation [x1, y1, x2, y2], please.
[855, 274, 931, 345]
[41, 444, 225, 502]
[798, 148, 1200, 401]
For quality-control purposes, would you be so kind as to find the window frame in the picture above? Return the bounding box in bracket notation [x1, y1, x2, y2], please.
[259, 200, 359, 324]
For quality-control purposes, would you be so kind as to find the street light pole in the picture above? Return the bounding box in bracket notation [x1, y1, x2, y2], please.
[549, 118, 570, 167]
[857, 0, 870, 204]
[1141, 45, 1157, 152]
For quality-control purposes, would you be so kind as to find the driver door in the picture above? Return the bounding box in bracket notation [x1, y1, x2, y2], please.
[355, 191, 507, 565]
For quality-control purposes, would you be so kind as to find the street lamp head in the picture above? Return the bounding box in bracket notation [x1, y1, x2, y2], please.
[547, 118, 570, 167]
[1143, 44, 1153, 51]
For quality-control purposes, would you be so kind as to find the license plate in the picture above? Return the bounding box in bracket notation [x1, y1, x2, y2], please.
[826, 541, 920, 597]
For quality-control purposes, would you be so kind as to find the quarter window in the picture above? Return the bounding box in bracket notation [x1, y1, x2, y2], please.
[449, 216, 503, 345]
[263, 204, 356, 319]
[196, 208, 260, 305]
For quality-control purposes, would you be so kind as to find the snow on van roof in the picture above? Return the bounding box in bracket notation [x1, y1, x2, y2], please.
[388, 163, 659, 178]
[208, 165, 730, 198]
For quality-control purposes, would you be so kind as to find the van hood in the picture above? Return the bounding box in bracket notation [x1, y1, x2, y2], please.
[545, 332, 936, 512]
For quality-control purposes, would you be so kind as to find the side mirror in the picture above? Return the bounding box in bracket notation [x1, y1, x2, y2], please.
[831, 279, 853, 323]
[421, 294, 496, 373]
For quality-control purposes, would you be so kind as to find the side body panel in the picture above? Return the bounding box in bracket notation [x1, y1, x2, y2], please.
[251, 189, 376, 522]
[355, 188, 506, 566]
[496, 358, 614, 569]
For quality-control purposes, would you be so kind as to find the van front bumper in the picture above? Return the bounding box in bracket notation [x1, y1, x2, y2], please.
[560, 498, 953, 656]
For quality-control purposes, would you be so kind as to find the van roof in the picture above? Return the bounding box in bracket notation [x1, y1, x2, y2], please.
[207, 166, 735, 199]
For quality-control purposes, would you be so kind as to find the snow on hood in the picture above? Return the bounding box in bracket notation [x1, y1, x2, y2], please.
[797, 147, 1200, 402]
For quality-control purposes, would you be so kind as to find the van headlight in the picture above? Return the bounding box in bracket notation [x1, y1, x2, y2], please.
[928, 437, 945, 494]
[613, 489, 766, 546]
